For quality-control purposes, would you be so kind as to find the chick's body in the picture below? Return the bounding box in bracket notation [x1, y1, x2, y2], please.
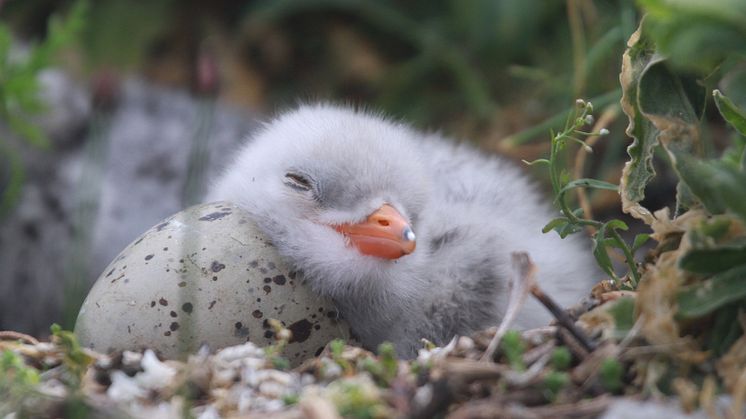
[208, 105, 598, 357]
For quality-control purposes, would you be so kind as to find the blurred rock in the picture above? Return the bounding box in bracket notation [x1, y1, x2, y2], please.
[0, 69, 258, 335]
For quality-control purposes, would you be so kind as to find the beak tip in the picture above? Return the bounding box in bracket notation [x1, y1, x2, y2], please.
[403, 227, 416, 243]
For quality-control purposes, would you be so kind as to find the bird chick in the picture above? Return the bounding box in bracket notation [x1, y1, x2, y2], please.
[207, 104, 598, 357]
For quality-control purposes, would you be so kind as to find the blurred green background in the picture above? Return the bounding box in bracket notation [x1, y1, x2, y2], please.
[0, 0, 649, 214]
[1, 1, 631, 135]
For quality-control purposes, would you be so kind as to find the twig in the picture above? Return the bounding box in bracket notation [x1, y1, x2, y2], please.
[531, 285, 597, 353]
[447, 394, 616, 419]
[480, 252, 537, 362]
[0, 330, 39, 345]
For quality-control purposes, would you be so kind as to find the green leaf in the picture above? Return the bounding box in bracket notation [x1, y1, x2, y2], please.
[619, 20, 705, 219]
[542, 217, 569, 234]
[677, 263, 746, 318]
[708, 302, 744, 356]
[605, 219, 629, 231]
[522, 158, 550, 166]
[619, 22, 663, 218]
[713, 89, 746, 136]
[632, 233, 652, 251]
[556, 222, 583, 239]
[680, 239, 746, 274]
[557, 178, 618, 199]
[675, 155, 746, 220]
[592, 224, 617, 279]
[638, 0, 746, 73]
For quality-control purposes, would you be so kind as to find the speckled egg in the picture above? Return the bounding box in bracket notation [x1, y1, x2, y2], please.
[75, 201, 351, 365]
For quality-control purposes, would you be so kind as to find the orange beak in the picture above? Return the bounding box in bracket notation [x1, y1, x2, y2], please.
[335, 204, 416, 260]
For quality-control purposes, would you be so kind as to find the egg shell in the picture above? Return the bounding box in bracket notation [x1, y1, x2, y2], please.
[75, 201, 351, 365]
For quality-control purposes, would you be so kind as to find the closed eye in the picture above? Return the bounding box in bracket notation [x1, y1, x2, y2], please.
[284, 172, 313, 192]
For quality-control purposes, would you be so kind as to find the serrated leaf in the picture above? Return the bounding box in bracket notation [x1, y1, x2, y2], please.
[619, 20, 705, 221]
[713, 89, 746, 136]
[676, 264, 746, 318]
[619, 22, 661, 221]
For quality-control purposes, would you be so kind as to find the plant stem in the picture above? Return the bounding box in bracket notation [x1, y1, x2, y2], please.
[609, 230, 640, 286]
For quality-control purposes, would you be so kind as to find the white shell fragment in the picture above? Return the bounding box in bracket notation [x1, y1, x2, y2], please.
[75, 201, 351, 365]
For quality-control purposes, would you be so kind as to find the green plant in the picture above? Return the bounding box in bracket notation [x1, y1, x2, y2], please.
[543, 370, 569, 400]
[0, 349, 41, 415]
[599, 358, 623, 393]
[49, 323, 94, 386]
[500, 330, 526, 371]
[526, 99, 645, 287]
[550, 347, 572, 371]
[0, 0, 87, 217]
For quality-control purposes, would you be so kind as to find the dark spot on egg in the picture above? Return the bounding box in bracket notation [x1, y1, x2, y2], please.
[327, 310, 338, 319]
[233, 322, 249, 338]
[212, 276, 218, 281]
[272, 275, 286, 285]
[150, 301, 156, 307]
[249, 260, 259, 268]
[264, 330, 274, 339]
[263, 285, 271, 294]
[288, 271, 297, 280]
[134, 237, 144, 245]
[178, 281, 186, 287]
[211, 261, 225, 272]
[260, 268, 268, 274]
[169, 322, 180, 331]
[144, 254, 154, 261]
[263, 277, 271, 283]
[199, 211, 230, 221]
[314, 324, 321, 330]
[106, 268, 115, 278]
[155, 222, 170, 231]
[163, 247, 168, 251]
[252, 310, 263, 319]
[288, 319, 313, 343]
[208, 300, 216, 310]
[170, 311, 177, 318]
[164, 331, 172, 336]
[159, 298, 168, 306]
[182, 302, 193, 313]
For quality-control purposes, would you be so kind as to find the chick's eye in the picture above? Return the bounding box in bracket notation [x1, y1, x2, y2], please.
[284, 172, 313, 192]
